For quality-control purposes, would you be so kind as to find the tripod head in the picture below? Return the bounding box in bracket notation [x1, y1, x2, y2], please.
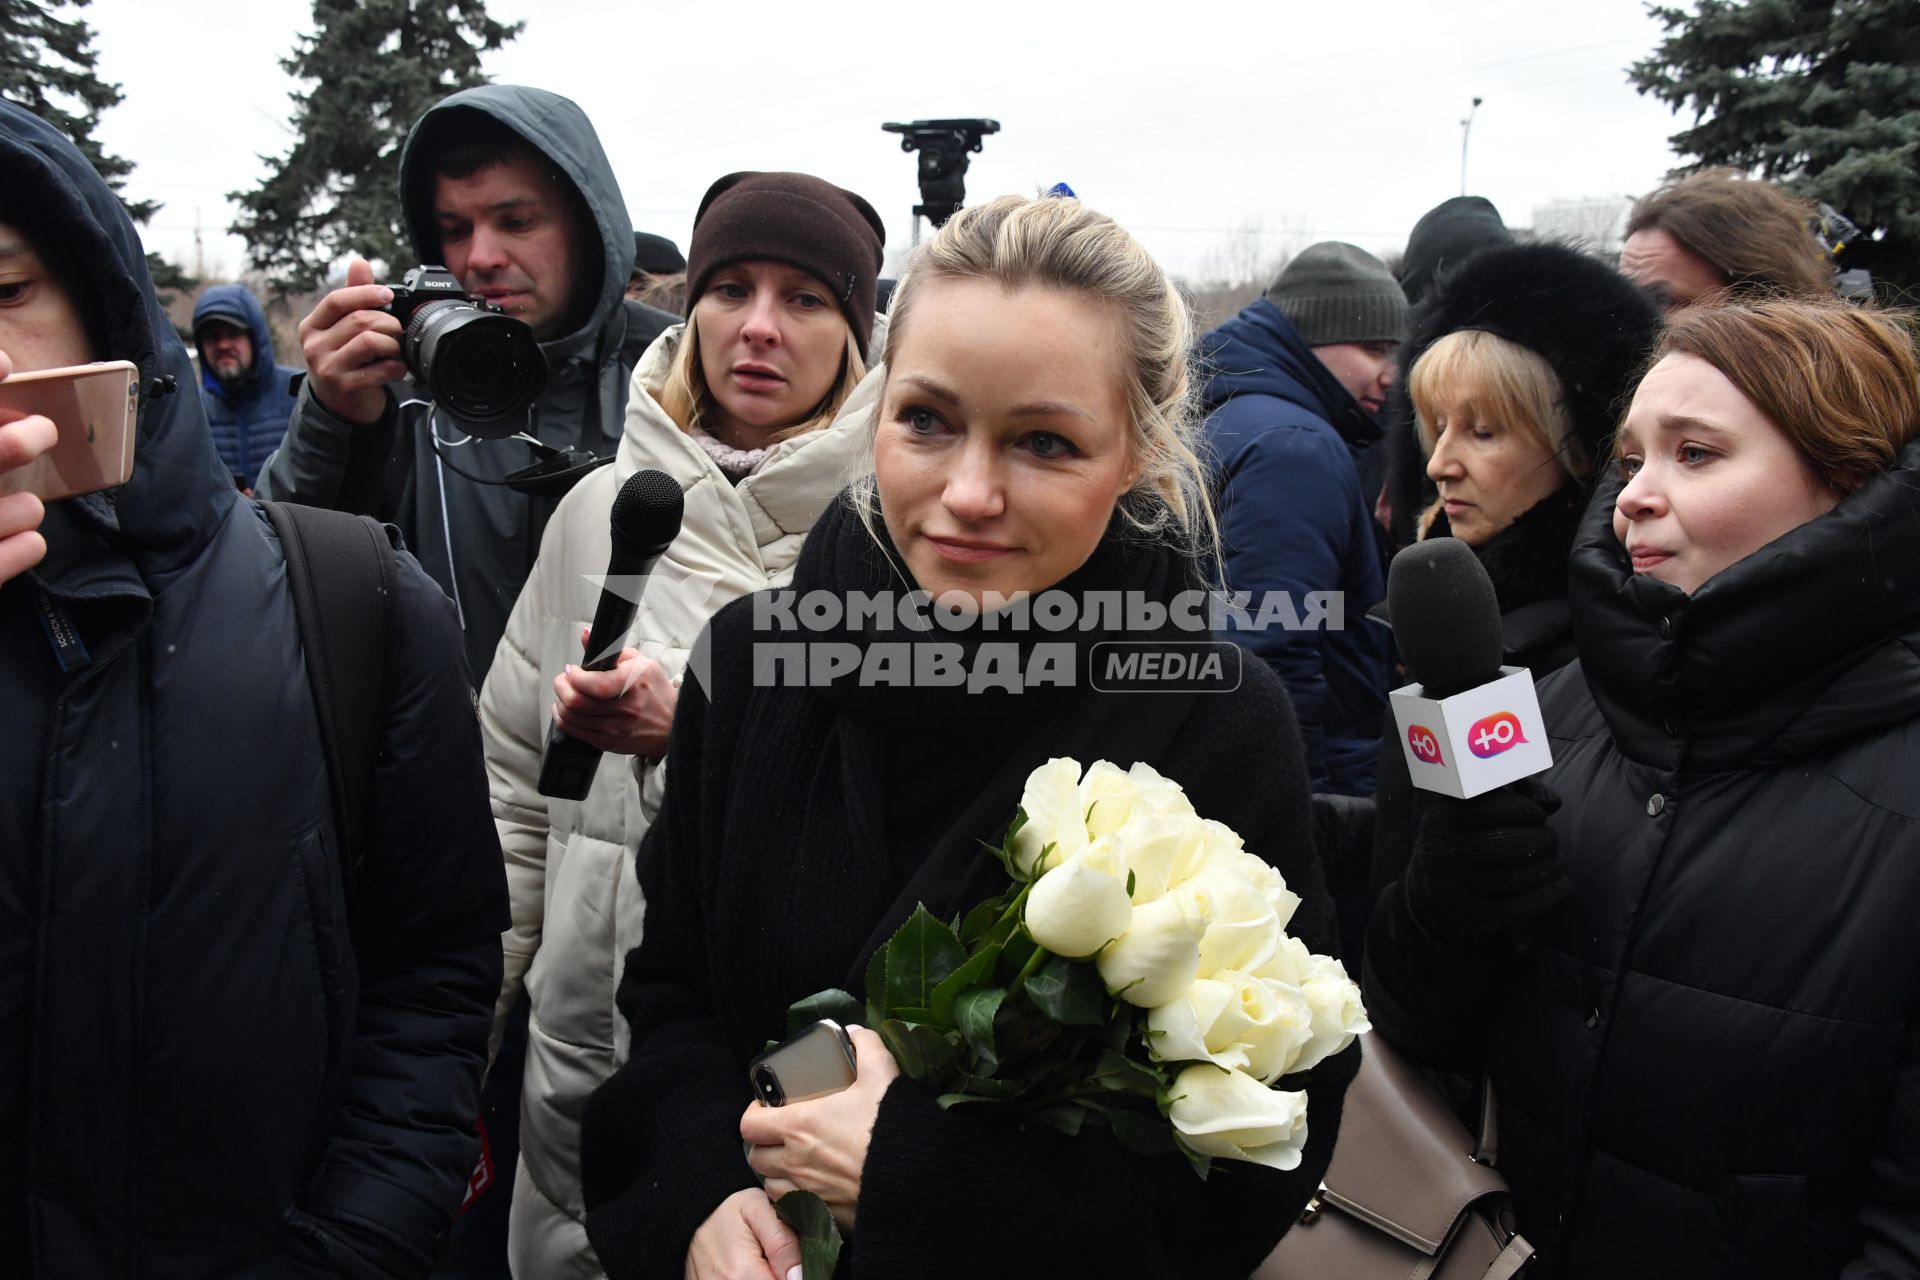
[881, 118, 1001, 227]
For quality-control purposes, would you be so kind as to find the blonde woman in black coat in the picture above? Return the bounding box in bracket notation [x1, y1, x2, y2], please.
[581, 195, 1357, 1280]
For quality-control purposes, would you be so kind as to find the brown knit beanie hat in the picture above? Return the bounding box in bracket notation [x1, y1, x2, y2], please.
[685, 171, 888, 358]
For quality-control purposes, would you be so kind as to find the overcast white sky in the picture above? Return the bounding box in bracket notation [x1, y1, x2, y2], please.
[86, 0, 1692, 283]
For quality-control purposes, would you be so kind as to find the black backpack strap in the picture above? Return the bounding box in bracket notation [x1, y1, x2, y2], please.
[265, 500, 395, 926]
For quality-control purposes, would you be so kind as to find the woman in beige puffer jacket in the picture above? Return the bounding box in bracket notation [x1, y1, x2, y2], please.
[476, 170, 889, 1278]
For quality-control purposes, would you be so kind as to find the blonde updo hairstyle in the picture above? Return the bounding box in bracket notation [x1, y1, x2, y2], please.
[1408, 328, 1580, 537]
[851, 194, 1218, 567]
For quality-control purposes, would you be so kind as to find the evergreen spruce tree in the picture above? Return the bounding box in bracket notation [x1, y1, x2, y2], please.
[1630, 0, 1920, 289]
[0, 2, 195, 305]
[0, 0, 154, 220]
[232, 0, 521, 292]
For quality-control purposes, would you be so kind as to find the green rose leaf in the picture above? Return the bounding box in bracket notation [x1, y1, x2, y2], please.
[993, 998, 1064, 1068]
[880, 1019, 962, 1086]
[1088, 1049, 1166, 1099]
[955, 986, 1007, 1067]
[956, 1071, 1027, 1101]
[989, 809, 1029, 880]
[773, 1189, 843, 1280]
[1085, 1100, 1179, 1155]
[959, 895, 1004, 946]
[883, 906, 967, 1017]
[1025, 954, 1108, 1026]
[1175, 1137, 1213, 1181]
[785, 989, 865, 1039]
[1028, 1101, 1088, 1137]
[928, 944, 1000, 1029]
[996, 933, 1039, 987]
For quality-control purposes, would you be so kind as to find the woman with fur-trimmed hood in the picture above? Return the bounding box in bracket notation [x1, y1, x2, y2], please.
[1369, 242, 1658, 896]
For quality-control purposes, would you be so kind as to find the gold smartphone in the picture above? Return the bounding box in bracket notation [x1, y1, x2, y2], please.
[0, 359, 140, 501]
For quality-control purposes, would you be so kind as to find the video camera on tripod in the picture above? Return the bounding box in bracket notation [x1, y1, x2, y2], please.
[881, 118, 1001, 236]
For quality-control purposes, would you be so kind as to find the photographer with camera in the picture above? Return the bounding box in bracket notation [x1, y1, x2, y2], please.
[257, 85, 676, 682]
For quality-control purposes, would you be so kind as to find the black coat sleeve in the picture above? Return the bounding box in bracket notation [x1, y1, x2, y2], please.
[580, 633, 758, 1279]
[851, 658, 1359, 1278]
[255, 380, 411, 528]
[1362, 876, 1513, 1073]
[294, 552, 509, 1279]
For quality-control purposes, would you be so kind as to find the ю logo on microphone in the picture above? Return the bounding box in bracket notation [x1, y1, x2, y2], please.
[1407, 725, 1444, 765]
[1468, 711, 1529, 759]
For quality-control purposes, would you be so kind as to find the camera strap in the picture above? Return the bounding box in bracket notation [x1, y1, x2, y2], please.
[426, 407, 613, 496]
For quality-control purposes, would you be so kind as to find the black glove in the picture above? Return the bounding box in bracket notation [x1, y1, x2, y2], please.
[1403, 777, 1571, 944]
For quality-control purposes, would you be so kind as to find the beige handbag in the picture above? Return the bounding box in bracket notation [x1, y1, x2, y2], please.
[1257, 1035, 1533, 1280]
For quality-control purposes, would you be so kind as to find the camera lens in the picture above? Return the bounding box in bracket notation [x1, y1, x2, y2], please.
[751, 1065, 784, 1107]
[404, 300, 547, 437]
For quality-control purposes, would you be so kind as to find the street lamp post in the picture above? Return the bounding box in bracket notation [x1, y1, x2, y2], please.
[1460, 96, 1484, 197]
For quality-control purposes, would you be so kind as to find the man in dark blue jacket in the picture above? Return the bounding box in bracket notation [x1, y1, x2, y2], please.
[0, 102, 508, 1279]
[1200, 242, 1407, 796]
[192, 283, 299, 492]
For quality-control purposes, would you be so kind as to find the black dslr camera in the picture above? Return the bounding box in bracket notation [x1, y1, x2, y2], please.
[380, 265, 547, 436]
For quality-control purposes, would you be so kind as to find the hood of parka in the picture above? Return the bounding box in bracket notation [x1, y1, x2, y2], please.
[398, 84, 634, 367]
[1568, 435, 1920, 772]
[0, 100, 234, 580]
[191, 283, 279, 395]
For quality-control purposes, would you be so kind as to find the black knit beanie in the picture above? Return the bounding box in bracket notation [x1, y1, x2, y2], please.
[632, 231, 685, 275]
[685, 171, 887, 358]
[1398, 196, 1512, 308]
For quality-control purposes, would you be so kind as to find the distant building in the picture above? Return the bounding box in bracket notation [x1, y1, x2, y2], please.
[1530, 197, 1633, 254]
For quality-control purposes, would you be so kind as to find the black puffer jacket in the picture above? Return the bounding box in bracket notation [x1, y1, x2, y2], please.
[0, 104, 508, 1278]
[1365, 440, 1920, 1278]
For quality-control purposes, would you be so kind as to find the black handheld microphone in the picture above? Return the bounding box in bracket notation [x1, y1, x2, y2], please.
[536, 469, 686, 800]
[1386, 537, 1550, 795]
[1387, 537, 1504, 699]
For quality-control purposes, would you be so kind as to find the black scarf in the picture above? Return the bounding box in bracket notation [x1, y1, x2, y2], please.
[756, 494, 1206, 983]
[1425, 483, 1583, 616]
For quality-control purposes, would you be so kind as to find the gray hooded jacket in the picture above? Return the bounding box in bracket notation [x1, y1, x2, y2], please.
[257, 85, 676, 680]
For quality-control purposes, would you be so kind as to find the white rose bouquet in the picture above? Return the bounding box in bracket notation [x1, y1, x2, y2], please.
[773, 757, 1368, 1273]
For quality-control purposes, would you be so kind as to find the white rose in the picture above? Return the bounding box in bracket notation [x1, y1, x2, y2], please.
[1176, 860, 1285, 979]
[1097, 893, 1205, 1008]
[1123, 761, 1197, 820]
[1255, 933, 1314, 986]
[1110, 806, 1206, 905]
[1293, 954, 1370, 1074]
[1168, 1064, 1310, 1172]
[1146, 970, 1315, 1085]
[1079, 760, 1140, 839]
[1024, 839, 1133, 959]
[1009, 757, 1090, 879]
